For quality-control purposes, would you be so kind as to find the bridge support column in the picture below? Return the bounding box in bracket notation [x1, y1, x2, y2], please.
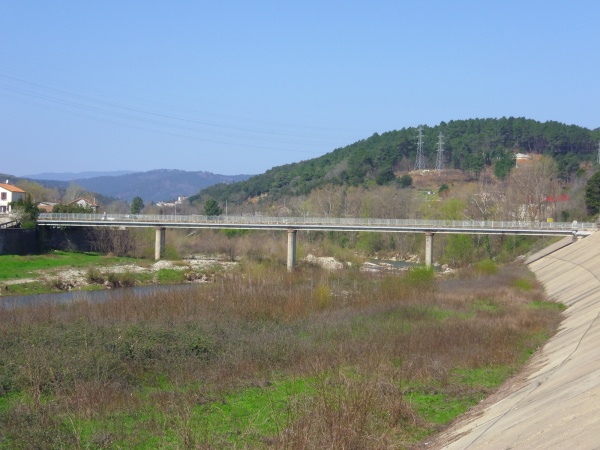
[287, 229, 297, 272]
[425, 232, 434, 267]
[155, 227, 166, 260]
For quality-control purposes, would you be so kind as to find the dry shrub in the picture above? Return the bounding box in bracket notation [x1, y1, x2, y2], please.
[59, 380, 134, 420]
[182, 229, 288, 264]
[88, 227, 137, 256]
[0, 261, 562, 448]
[0, 398, 83, 449]
[274, 365, 418, 450]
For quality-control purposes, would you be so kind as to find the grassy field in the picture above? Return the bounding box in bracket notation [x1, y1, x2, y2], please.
[0, 251, 226, 296]
[0, 260, 563, 449]
[0, 251, 140, 281]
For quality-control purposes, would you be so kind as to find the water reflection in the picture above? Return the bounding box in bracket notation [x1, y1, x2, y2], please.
[0, 284, 198, 309]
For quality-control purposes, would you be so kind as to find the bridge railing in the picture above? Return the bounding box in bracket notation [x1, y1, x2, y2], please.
[37, 213, 598, 232]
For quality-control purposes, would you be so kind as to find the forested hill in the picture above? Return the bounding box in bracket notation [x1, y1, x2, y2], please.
[192, 117, 600, 204]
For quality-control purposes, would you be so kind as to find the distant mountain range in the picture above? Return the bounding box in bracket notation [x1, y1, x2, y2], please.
[23, 171, 137, 181]
[22, 169, 253, 203]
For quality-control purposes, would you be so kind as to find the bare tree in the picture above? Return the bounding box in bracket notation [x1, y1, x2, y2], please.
[467, 171, 504, 221]
[15, 180, 61, 203]
[506, 156, 558, 221]
[306, 185, 346, 217]
[87, 228, 135, 256]
[360, 186, 415, 219]
[64, 183, 87, 203]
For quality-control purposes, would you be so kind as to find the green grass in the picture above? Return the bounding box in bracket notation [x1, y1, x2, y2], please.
[0, 252, 214, 295]
[451, 366, 513, 389]
[474, 259, 498, 275]
[200, 378, 314, 442]
[406, 391, 481, 425]
[56, 378, 316, 448]
[471, 298, 502, 314]
[156, 268, 187, 284]
[514, 277, 534, 291]
[405, 266, 435, 288]
[529, 300, 567, 311]
[407, 366, 512, 425]
[0, 263, 562, 448]
[1, 281, 50, 296]
[428, 306, 472, 321]
[0, 251, 139, 282]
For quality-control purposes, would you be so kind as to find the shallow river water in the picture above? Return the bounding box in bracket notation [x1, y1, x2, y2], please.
[0, 284, 198, 309]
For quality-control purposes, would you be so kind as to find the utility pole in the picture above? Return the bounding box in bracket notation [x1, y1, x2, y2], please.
[414, 125, 425, 171]
[436, 132, 444, 171]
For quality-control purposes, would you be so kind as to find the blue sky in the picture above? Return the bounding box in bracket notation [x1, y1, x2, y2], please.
[1, 1, 598, 177]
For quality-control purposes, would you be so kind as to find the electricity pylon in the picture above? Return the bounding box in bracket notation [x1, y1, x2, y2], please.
[436, 132, 444, 171]
[414, 126, 425, 171]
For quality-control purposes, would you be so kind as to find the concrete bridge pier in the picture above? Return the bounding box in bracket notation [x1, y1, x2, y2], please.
[425, 232, 434, 267]
[155, 227, 166, 260]
[287, 229, 297, 272]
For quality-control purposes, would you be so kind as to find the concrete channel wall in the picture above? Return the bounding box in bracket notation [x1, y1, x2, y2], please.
[431, 232, 600, 449]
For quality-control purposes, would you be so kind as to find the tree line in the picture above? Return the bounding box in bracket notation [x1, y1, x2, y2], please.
[192, 117, 599, 205]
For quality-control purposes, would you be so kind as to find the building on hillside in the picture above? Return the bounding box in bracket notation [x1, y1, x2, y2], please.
[514, 152, 544, 167]
[69, 197, 99, 213]
[0, 181, 26, 214]
[37, 202, 58, 213]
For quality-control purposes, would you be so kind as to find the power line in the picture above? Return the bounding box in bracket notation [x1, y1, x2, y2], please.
[0, 67, 361, 157]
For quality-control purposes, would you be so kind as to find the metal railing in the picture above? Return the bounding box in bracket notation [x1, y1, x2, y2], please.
[37, 213, 597, 234]
[0, 219, 18, 229]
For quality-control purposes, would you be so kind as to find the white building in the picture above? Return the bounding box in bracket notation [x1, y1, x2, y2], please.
[69, 197, 99, 213]
[0, 182, 26, 214]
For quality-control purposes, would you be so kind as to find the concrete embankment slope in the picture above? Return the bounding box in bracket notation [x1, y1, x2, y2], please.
[431, 232, 600, 449]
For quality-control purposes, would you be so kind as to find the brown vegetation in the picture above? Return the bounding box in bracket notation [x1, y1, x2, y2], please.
[0, 261, 562, 448]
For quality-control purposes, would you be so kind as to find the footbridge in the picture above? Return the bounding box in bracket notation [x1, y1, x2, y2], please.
[37, 213, 597, 270]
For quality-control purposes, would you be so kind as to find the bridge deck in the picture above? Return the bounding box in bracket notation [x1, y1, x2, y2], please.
[37, 213, 596, 236]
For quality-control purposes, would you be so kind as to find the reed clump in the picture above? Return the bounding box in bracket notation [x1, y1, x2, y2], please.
[0, 261, 562, 448]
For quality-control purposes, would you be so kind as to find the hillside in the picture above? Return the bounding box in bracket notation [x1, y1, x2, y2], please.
[21, 171, 136, 181]
[74, 170, 252, 202]
[16, 169, 252, 203]
[192, 117, 600, 205]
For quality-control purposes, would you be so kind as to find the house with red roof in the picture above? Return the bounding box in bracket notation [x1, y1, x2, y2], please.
[69, 197, 99, 213]
[0, 181, 26, 214]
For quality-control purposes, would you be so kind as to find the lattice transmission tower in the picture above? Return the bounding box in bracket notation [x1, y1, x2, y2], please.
[436, 132, 444, 171]
[414, 125, 425, 170]
[597, 142, 600, 165]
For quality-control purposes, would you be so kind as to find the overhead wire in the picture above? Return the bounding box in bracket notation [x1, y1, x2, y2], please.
[0, 62, 362, 156]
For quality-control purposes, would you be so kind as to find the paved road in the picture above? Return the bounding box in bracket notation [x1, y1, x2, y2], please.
[428, 232, 600, 449]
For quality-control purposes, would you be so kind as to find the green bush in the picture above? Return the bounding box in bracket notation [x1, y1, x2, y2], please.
[514, 278, 533, 291]
[118, 271, 136, 288]
[105, 272, 119, 287]
[356, 232, 383, 254]
[156, 268, 186, 284]
[399, 174, 413, 188]
[443, 234, 474, 265]
[404, 266, 435, 290]
[474, 259, 497, 275]
[86, 267, 105, 284]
